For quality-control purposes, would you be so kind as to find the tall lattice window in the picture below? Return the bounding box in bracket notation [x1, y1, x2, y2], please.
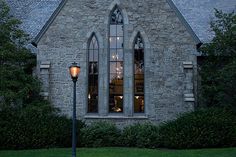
[134, 33, 144, 113]
[109, 7, 124, 113]
[88, 35, 98, 113]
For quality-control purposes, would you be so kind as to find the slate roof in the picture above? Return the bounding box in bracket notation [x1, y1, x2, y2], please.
[5, 0, 236, 44]
[5, 0, 62, 40]
[173, 0, 236, 42]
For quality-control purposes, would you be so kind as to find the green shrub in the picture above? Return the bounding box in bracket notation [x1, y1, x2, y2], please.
[158, 108, 236, 149]
[0, 101, 85, 149]
[121, 123, 159, 148]
[81, 121, 121, 147]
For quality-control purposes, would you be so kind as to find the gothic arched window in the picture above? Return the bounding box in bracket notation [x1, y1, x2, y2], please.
[88, 35, 99, 113]
[134, 33, 144, 113]
[109, 7, 124, 113]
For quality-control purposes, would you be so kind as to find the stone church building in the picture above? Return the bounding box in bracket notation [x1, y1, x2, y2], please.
[31, 0, 203, 125]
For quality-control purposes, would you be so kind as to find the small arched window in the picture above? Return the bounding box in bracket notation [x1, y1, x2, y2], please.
[134, 33, 144, 113]
[109, 6, 124, 113]
[88, 35, 99, 113]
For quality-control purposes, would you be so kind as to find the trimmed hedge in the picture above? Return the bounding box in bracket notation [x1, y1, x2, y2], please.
[158, 108, 236, 149]
[121, 123, 159, 148]
[1, 105, 235, 149]
[0, 101, 85, 149]
[81, 121, 121, 147]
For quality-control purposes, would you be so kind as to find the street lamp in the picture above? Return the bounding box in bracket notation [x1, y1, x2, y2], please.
[69, 62, 80, 157]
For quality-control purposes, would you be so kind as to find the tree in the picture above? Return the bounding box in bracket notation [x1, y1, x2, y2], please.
[0, 0, 40, 109]
[199, 10, 236, 109]
[0, 1, 81, 149]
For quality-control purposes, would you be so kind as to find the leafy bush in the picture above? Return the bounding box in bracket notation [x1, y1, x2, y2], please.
[0, 1, 87, 150]
[0, 101, 85, 149]
[158, 108, 236, 149]
[121, 123, 159, 148]
[81, 121, 121, 147]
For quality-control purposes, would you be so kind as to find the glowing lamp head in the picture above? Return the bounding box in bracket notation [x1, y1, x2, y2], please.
[69, 62, 80, 82]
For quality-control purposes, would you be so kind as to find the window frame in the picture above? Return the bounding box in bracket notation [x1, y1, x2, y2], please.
[133, 33, 145, 114]
[108, 6, 124, 114]
[87, 34, 99, 113]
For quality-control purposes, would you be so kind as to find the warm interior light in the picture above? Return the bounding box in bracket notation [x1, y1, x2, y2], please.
[135, 96, 139, 99]
[88, 93, 91, 99]
[112, 53, 115, 59]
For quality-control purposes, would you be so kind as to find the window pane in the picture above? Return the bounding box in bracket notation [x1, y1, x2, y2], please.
[89, 62, 98, 74]
[134, 77, 144, 93]
[109, 95, 123, 112]
[110, 37, 117, 48]
[88, 93, 98, 113]
[110, 8, 123, 25]
[117, 25, 123, 36]
[134, 49, 144, 61]
[117, 37, 123, 48]
[88, 72, 98, 113]
[134, 62, 144, 74]
[109, 74, 116, 83]
[93, 50, 98, 61]
[89, 41, 94, 49]
[110, 50, 117, 61]
[88, 35, 99, 113]
[89, 50, 93, 61]
[110, 63, 117, 73]
[88, 76, 98, 92]
[110, 25, 116, 36]
[110, 62, 123, 74]
[116, 49, 123, 61]
[134, 96, 144, 113]
[109, 7, 124, 113]
[134, 74, 144, 80]
[109, 75, 123, 94]
[134, 33, 144, 113]
[94, 40, 98, 49]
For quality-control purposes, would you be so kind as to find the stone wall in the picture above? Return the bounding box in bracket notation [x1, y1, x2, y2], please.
[37, 0, 197, 125]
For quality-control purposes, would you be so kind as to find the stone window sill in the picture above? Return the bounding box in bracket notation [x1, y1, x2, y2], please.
[84, 115, 148, 119]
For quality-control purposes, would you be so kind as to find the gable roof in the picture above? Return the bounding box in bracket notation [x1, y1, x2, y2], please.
[167, 0, 201, 47]
[5, 0, 236, 47]
[5, 0, 62, 40]
[173, 0, 236, 43]
[31, 0, 67, 47]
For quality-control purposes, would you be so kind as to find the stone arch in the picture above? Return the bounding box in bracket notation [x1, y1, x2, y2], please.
[104, 0, 129, 24]
[85, 30, 104, 49]
[129, 29, 151, 50]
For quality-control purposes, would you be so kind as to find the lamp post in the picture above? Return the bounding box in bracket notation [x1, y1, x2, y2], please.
[69, 62, 81, 157]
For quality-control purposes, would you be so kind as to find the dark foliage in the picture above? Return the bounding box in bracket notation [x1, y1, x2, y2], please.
[199, 10, 236, 109]
[81, 121, 121, 147]
[0, 1, 86, 149]
[0, 100, 85, 149]
[158, 108, 236, 149]
[121, 123, 159, 148]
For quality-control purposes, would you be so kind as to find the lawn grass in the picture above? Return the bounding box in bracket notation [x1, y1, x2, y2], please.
[0, 147, 236, 157]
